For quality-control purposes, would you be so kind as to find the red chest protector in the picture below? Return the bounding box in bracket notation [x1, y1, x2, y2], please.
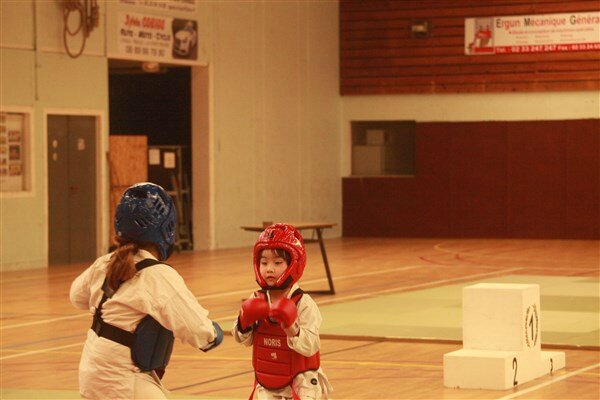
[251, 289, 320, 396]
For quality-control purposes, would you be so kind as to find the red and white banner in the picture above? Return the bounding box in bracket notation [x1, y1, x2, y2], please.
[465, 12, 600, 55]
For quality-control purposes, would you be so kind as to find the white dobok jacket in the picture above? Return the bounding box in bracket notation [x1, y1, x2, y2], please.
[70, 249, 217, 399]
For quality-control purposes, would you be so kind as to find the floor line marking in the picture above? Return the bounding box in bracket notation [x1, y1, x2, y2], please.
[315, 267, 523, 306]
[434, 241, 597, 265]
[1, 268, 521, 360]
[0, 313, 88, 330]
[1, 264, 423, 330]
[0, 342, 83, 361]
[0, 266, 519, 333]
[497, 362, 600, 400]
[2, 333, 84, 349]
[196, 264, 422, 301]
[213, 267, 523, 320]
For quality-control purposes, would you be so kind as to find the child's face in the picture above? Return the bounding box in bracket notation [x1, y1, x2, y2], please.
[259, 249, 289, 287]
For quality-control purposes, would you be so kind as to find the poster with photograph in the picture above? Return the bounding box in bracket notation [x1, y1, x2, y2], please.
[171, 19, 197, 60]
[466, 18, 494, 54]
[115, 12, 199, 64]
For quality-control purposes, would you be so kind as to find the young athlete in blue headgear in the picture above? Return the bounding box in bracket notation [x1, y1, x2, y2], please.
[70, 182, 223, 399]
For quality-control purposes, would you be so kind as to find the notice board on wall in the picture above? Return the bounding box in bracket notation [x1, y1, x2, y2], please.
[0, 111, 30, 192]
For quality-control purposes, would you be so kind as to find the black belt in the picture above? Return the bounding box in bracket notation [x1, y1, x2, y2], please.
[91, 313, 135, 348]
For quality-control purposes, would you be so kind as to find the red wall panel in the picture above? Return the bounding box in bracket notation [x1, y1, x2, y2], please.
[343, 119, 599, 239]
[448, 123, 508, 237]
[507, 121, 566, 238]
[415, 124, 453, 236]
[343, 178, 418, 237]
[564, 120, 600, 238]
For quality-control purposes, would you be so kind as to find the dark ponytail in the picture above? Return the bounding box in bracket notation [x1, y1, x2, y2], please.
[106, 237, 138, 291]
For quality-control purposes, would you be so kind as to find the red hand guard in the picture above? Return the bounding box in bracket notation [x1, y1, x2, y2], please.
[269, 297, 298, 329]
[239, 297, 269, 329]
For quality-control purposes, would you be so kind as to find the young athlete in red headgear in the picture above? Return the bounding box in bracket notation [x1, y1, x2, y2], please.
[232, 223, 333, 400]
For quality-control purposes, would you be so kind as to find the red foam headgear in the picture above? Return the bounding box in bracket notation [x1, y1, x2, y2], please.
[253, 223, 306, 289]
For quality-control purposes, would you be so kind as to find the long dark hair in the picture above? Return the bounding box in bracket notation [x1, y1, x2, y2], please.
[106, 237, 139, 291]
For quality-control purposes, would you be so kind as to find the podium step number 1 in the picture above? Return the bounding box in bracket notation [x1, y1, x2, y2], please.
[443, 283, 565, 390]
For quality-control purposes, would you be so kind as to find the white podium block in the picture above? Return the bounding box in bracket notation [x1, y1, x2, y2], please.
[443, 283, 565, 390]
[463, 283, 540, 352]
[444, 349, 565, 390]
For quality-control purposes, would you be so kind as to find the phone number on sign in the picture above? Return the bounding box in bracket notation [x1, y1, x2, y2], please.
[495, 42, 600, 53]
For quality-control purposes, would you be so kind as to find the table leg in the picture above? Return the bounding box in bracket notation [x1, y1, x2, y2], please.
[309, 228, 335, 295]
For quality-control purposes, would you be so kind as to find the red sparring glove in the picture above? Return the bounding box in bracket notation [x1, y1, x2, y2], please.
[239, 297, 269, 330]
[269, 297, 298, 329]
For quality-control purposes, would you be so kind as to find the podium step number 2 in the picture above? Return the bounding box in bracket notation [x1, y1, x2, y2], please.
[443, 283, 565, 390]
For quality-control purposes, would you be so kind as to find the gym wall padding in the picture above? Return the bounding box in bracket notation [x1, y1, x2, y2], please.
[342, 119, 599, 239]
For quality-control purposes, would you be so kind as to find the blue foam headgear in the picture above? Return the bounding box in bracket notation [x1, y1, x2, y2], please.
[114, 182, 176, 261]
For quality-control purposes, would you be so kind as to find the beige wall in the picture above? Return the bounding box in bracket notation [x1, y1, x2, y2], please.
[0, 1, 34, 49]
[197, 1, 341, 249]
[341, 92, 600, 176]
[1, 1, 109, 271]
[1, 0, 341, 270]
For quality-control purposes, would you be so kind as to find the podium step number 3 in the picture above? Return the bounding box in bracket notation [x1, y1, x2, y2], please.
[443, 283, 565, 390]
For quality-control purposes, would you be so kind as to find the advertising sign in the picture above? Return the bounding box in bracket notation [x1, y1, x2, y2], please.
[465, 11, 600, 55]
[117, 12, 199, 64]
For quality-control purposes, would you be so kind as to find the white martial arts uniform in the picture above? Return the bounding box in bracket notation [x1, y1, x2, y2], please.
[232, 283, 333, 400]
[70, 249, 217, 399]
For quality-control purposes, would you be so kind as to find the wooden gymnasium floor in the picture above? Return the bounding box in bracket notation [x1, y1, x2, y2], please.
[1, 238, 599, 399]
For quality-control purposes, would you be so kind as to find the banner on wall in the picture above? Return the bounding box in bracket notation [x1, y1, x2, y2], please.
[465, 11, 600, 55]
[116, 12, 199, 64]
[119, 0, 196, 14]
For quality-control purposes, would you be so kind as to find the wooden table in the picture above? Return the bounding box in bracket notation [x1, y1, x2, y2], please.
[240, 222, 336, 295]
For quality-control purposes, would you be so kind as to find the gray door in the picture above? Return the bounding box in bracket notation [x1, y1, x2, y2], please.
[47, 115, 97, 265]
